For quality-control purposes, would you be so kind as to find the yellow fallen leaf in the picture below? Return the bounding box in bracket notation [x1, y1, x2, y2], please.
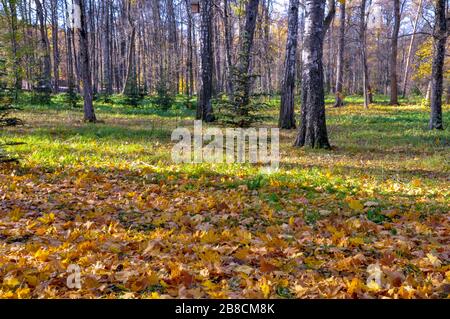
[367, 280, 382, 292]
[34, 249, 49, 262]
[234, 248, 250, 261]
[25, 275, 38, 287]
[347, 277, 362, 295]
[16, 287, 31, 299]
[411, 179, 422, 187]
[149, 292, 160, 299]
[349, 237, 365, 246]
[260, 279, 271, 298]
[304, 257, 325, 269]
[348, 199, 364, 211]
[38, 213, 55, 224]
[147, 272, 160, 286]
[3, 276, 20, 288]
[9, 208, 24, 222]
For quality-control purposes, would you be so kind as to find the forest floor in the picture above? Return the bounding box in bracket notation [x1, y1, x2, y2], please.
[0, 95, 449, 299]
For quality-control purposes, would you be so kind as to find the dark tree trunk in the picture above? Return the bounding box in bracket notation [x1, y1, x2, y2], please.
[35, 0, 53, 92]
[224, 0, 234, 99]
[197, 0, 215, 122]
[279, 0, 300, 129]
[63, 0, 75, 104]
[102, 0, 113, 95]
[234, 0, 260, 115]
[263, 0, 273, 95]
[122, 0, 137, 96]
[294, 0, 331, 149]
[390, 0, 400, 105]
[50, 0, 60, 93]
[359, 0, 370, 109]
[323, 0, 336, 36]
[167, 0, 179, 94]
[74, 0, 96, 122]
[429, 0, 447, 130]
[185, 0, 194, 97]
[334, 0, 345, 107]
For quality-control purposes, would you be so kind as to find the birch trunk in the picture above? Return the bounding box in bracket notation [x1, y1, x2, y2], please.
[294, 0, 331, 149]
[334, 0, 345, 107]
[389, 0, 400, 105]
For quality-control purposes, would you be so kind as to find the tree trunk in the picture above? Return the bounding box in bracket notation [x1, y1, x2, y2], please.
[167, 0, 179, 94]
[63, 0, 75, 105]
[334, 0, 345, 107]
[429, 0, 447, 130]
[294, 0, 330, 149]
[279, 0, 300, 129]
[50, 0, 59, 93]
[224, 0, 234, 99]
[35, 0, 52, 92]
[3, 0, 22, 99]
[197, 0, 215, 122]
[359, 0, 370, 109]
[185, 0, 194, 97]
[402, 0, 423, 98]
[74, 0, 96, 122]
[263, 0, 272, 95]
[234, 0, 260, 115]
[122, 0, 137, 96]
[389, 0, 400, 105]
[102, 0, 113, 95]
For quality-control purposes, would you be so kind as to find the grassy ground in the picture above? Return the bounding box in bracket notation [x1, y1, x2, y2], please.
[0, 95, 448, 299]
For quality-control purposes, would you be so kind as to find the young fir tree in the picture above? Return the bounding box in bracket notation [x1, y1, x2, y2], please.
[0, 51, 21, 163]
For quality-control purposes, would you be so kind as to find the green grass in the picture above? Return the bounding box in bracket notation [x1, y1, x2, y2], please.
[2, 94, 448, 196]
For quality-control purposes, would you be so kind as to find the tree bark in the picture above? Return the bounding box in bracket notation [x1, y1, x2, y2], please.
[63, 0, 75, 104]
[186, 0, 194, 97]
[35, 0, 53, 92]
[74, 0, 96, 122]
[50, 0, 60, 93]
[389, 0, 401, 105]
[359, 0, 370, 109]
[102, 0, 113, 95]
[334, 0, 345, 107]
[263, 0, 272, 95]
[224, 0, 234, 99]
[185, 0, 194, 97]
[402, 0, 423, 98]
[429, 0, 447, 130]
[279, 0, 300, 129]
[234, 0, 260, 115]
[167, 0, 179, 94]
[122, 0, 137, 96]
[197, 0, 215, 122]
[294, 0, 331, 149]
[323, 0, 336, 36]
